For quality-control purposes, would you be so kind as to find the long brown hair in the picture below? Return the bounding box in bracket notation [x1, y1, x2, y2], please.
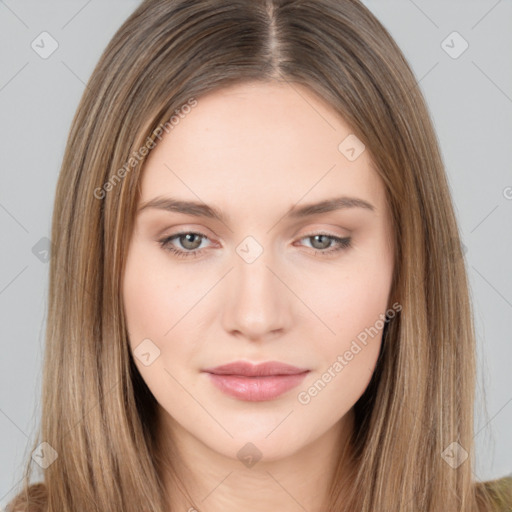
[7, 0, 507, 510]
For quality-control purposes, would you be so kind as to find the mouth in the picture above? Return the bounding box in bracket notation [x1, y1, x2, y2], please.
[201, 361, 310, 401]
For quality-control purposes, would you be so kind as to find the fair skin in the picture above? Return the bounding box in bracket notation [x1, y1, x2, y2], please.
[122, 81, 395, 512]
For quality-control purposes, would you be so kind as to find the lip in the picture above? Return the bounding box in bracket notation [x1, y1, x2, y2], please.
[202, 361, 310, 402]
[203, 361, 309, 376]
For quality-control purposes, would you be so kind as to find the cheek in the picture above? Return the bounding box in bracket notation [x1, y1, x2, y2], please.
[122, 246, 203, 414]
[303, 254, 392, 347]
[296, 336, 381, 427]
[121, 243, 197, 393]
[123, 268, 177, 341]
[122, 242, 202, 345]
[296, 280, 386, 419]
[294, 254, 391, 411]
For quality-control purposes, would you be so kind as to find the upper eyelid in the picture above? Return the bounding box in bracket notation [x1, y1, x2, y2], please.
[158, 216, 352, 238]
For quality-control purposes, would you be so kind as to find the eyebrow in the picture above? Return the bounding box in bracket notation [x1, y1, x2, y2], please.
[137, 195, 375, 223]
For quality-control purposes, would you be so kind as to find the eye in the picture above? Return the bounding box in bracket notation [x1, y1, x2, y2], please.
[296, 233, 352, 256]
[158, 232, 211, 259]
[158, 231, 352, 259]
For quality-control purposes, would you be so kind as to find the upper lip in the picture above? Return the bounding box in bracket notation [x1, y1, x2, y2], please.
[203, 361, 309, 377]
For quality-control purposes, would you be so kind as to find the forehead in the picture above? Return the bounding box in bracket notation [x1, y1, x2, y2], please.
[139, 81, 385, 217]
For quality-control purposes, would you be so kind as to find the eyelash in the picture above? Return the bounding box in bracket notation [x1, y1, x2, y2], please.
[158, 231, 352, 259]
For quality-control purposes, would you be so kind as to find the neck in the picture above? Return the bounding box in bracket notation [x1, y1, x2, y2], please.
[155, 408, 355, 512]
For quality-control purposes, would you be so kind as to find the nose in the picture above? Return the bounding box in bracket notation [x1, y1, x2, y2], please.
[221, 245, 293, 342]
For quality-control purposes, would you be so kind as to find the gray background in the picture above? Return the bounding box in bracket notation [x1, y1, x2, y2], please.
[1, 0, 511, 505]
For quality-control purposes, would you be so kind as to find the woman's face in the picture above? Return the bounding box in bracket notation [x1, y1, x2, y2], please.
[122, 81, 395, 461]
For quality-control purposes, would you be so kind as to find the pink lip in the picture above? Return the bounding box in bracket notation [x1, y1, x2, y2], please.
[202, 361, 310, 402]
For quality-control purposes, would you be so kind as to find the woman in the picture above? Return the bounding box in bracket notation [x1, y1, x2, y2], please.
[7, 0, 511, 510]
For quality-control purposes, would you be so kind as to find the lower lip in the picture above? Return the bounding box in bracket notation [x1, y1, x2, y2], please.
[205, 372, 309, 401]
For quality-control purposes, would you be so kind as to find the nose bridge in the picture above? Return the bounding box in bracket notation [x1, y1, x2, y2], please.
[221, 236, 291, 339]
